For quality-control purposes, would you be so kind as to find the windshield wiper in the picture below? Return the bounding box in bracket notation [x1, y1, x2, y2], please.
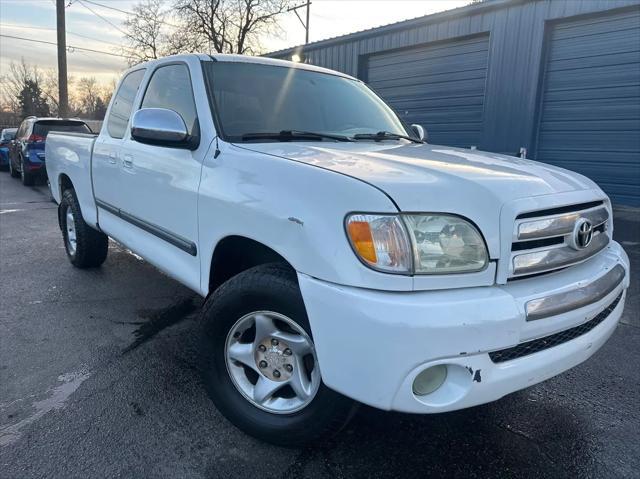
[352, 131, 423, 143]
[241, 130, 353, 142]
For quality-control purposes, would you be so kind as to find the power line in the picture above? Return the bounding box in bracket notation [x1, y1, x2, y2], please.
[0, 23, 127, 48]
[67, 30, 127, 48]
[80, 0, 135, 16]
[78, 0, 182, 29]
[75, 0, 130, 37]
[0, 34, 128, 59]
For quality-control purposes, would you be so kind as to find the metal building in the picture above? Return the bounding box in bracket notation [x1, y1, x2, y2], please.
[268, 0, 640, 206]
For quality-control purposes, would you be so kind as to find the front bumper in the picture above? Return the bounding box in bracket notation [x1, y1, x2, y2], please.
[299, 241, 630, 413]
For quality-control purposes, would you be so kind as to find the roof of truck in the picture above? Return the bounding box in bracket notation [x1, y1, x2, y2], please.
[131, 53, 357, 81]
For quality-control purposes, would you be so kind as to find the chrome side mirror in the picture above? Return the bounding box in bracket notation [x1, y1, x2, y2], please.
[410, 124, 426, 141]
[131, 108, 195, 149]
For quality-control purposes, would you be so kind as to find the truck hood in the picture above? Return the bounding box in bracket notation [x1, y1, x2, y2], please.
[241, 141, 598, 207]
[239, 141, 603, 258]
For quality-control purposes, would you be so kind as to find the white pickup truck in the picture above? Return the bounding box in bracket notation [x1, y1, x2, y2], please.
[46, 54, 630, 446]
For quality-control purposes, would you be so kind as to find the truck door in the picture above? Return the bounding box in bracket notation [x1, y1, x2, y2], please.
[93, 68, 146, 229]
[117, 62, 207, 292]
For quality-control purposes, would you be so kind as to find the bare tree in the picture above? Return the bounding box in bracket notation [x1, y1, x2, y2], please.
[77, 77, 101, 118]
[120, 0, 292, 66]
[41, 68, 75, 117]
[121, 0, 206, 65]
[174, 0, 293, 54]
[101, 78, 117, 107]
[121, 0, 166, 65]
[0, 59, 43, 115]
[164, 27, 207, 56]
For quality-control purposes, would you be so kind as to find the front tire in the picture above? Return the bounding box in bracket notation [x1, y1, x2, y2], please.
[200, 263, 356, 446]
[60, 189, 108, 268]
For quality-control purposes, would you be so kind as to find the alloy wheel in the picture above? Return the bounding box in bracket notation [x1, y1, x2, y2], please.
[65, 210, 77, 255]
[224, 311, 321, 414]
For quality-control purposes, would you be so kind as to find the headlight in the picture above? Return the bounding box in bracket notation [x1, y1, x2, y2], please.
[403, 214, 488, 273]
[346, 213, 488, 274]
[345, 214, 412, 273]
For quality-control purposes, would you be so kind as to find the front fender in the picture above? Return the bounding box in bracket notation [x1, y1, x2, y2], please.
[198, 144, 414, 293]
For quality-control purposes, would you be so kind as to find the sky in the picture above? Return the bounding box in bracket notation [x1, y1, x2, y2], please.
[0, 0, 468, 87]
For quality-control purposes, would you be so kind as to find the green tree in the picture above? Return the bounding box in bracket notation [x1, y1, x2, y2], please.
[19, 79, 50, 117]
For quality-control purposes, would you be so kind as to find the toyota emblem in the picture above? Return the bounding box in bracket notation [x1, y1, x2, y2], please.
[573, 218, 593, 250]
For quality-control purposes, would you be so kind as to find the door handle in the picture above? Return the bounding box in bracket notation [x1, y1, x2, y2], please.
[108, 151, 117, 164]
[122, 154, 133, 169]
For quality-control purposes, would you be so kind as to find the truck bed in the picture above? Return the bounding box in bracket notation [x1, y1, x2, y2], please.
[46, 131, 99, 228]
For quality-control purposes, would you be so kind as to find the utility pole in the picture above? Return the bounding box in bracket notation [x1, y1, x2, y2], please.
[56, 0, 69, 118]
[305, 0, 310, 44]
[288, 1, 311, 44]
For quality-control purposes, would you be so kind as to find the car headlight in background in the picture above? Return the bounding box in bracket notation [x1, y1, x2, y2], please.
[346, 213, 488, 274]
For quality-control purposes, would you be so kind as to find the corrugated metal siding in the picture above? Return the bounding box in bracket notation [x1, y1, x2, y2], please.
[535, 9, 640, 205]
[268, 0, 640, 204]
[366, 34, 489, 148]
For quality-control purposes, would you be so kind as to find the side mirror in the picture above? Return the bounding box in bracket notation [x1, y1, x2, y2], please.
[411, 124, 426, 141]
[131, 108, 194, 149]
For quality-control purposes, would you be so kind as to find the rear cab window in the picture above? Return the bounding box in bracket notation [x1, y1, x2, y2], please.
[33, 121, 91, 138]
[107, 69, 146, 139]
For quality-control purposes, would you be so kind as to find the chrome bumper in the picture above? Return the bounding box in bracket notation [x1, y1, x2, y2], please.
[525, 264, 626, 321]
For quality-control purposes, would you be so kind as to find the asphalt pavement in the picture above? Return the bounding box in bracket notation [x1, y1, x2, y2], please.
[1, 172, 639, 479]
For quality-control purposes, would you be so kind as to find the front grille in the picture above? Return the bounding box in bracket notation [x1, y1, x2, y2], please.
[509, 202, 610, 278]
[489, 292, 622, 363]
[516, 201, 604, 219]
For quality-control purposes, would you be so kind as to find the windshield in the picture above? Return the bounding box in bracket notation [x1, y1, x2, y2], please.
[203, 61, 414, 142]
[34, 121, 91, 138]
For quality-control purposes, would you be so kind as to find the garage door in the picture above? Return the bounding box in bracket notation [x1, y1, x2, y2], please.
[536, 9, 640, 206]
[366, 34, 489, 148]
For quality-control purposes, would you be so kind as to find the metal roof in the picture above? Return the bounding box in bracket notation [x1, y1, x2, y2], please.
[266, 0, 521, 57]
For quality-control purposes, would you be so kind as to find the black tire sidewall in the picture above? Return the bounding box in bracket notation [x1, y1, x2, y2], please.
[59, 189, 108, 268]
[200, 265, 355, 445]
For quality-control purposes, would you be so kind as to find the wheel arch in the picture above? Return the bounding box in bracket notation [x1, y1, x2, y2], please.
[56, 174, 75, 230]
[208, 235, 296, 294]
[59, 173, 74, 195]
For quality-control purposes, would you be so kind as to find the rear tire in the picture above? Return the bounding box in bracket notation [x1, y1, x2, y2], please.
[200, 263, 357, 446]
[20, 157, 36, 186]
[60, 189, 108, 268]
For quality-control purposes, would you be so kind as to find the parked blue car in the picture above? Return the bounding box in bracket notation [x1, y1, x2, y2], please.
[9, 117, 91, 186]
[0, 128, 17, 169]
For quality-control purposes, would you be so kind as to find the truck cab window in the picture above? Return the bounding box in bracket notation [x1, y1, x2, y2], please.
[140, 64, 198, 135]
[107, 69, 146, 139]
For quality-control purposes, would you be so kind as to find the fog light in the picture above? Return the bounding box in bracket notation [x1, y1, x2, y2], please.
[412, 365, 447, 396]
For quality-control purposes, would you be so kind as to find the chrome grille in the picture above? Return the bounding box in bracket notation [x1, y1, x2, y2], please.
[510, 202, 610, 278]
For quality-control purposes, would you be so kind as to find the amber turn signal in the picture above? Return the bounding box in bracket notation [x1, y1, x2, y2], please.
[347, 221, 377, 263]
